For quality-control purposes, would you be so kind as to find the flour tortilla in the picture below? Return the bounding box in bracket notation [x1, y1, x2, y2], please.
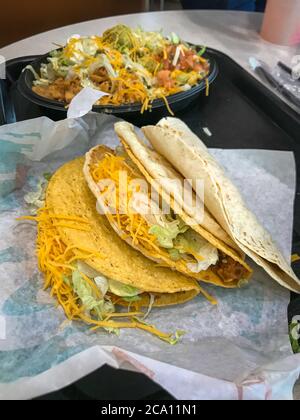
[143, 117, 300, 293]
[46, 157, 201, 306]
[115, 121, 239, 252]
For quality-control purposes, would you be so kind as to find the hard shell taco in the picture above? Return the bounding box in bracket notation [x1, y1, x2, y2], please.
[84, 124, 252, 289]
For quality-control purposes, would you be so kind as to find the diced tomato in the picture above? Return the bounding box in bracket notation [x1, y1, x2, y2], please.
[163, 59, 171, 70]
[160, 43, 208, 74]
[156, 70, 174, 89]
[193, 63, 203, 72]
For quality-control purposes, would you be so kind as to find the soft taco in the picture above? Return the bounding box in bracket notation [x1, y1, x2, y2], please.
[142, 117, 300, 293]
[21, 157, 202, 342]
[84, 127, 252, 289]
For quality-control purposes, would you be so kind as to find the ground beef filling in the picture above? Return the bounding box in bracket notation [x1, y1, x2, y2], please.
[212, 253, 248, 283]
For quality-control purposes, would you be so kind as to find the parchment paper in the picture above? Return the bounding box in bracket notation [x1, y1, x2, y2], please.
[0, 113, 299, 400]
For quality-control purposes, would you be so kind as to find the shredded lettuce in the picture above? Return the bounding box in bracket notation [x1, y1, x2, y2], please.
[77, 261, 142, 299]
[238, 279, 249, 288]
[72, 270, 115, 320]
[168, 330, 186, 345]
[48, 51, 72, 77]
[40, 63, 56, 82]
[24, 65, 41, 81]
[143, 294, 155, 320]
[123, 296, 142, 303]
[177, 230, 219, 273]
[289, 321, 300, 354]
[70, 266, 184, 343]
[149, 215, 219, 272]
[63, 275, 71, 287]
[24, 177, 48, 214]
[43, 172, 53, 182]
[94, 275, 109, 297]
[88, 54, 118, 79]
[171, 32, 180, 45]
[197, 46, 206, 56]
[176, 73, 190, 84]
[135, 27, 165, 52]
[167, 248, 181, 261]
[103, 25, 166, 54]
[149, 215, 189, 249]
[115, 145, 127, 158]
[139, 55, 160, 74]
[133, 316, 185, 345]
[109, 279, 142, 298]
[123, 55, 153, 86]
[81, 37, 99, 57]
[72, 266, 142, 336]
[103, 24, 135, 52]
[172, 46, 181, 67]
[290, 322, 300, 354]
[77, 260, 100, 279]
[149, 225, 177, 249]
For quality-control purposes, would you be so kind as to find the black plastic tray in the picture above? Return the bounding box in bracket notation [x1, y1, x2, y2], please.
[1, 48, 300, 400]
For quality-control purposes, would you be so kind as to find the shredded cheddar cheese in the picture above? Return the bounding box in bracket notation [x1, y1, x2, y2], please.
[91, 154, 207, 273]
[160, 95, 175, 116]
[205, 78, 210, 97]
[92, 154, 172, 261]
[90, 152, 218, 306]
[19, 208, 179, 341]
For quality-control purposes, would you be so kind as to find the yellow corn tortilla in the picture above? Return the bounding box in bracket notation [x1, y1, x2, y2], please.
[46, 156, 201, 305]
[143, 117, 300, 293]
[117, 290, 201, 308]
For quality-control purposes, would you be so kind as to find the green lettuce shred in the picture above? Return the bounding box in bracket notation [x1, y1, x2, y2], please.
[167, 248, 181, 261]
[72, 270, 115, 321]
[24, 177, 48, 214]
[123, 296, 142, 303]
[108, 279, 142, 298]
[290, 322, 300, 354]
[197, 46, 206, 56]
[149, 215, 189, 249]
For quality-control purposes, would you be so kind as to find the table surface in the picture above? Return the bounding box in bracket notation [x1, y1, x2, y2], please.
[1, 9, 299, 112]
[1, 10, 299, 72]
[1, 9, 299, 401]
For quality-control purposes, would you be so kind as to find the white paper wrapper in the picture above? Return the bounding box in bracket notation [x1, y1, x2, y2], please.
[67, 87, 109, 119]
[0, 113, 299, 400]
